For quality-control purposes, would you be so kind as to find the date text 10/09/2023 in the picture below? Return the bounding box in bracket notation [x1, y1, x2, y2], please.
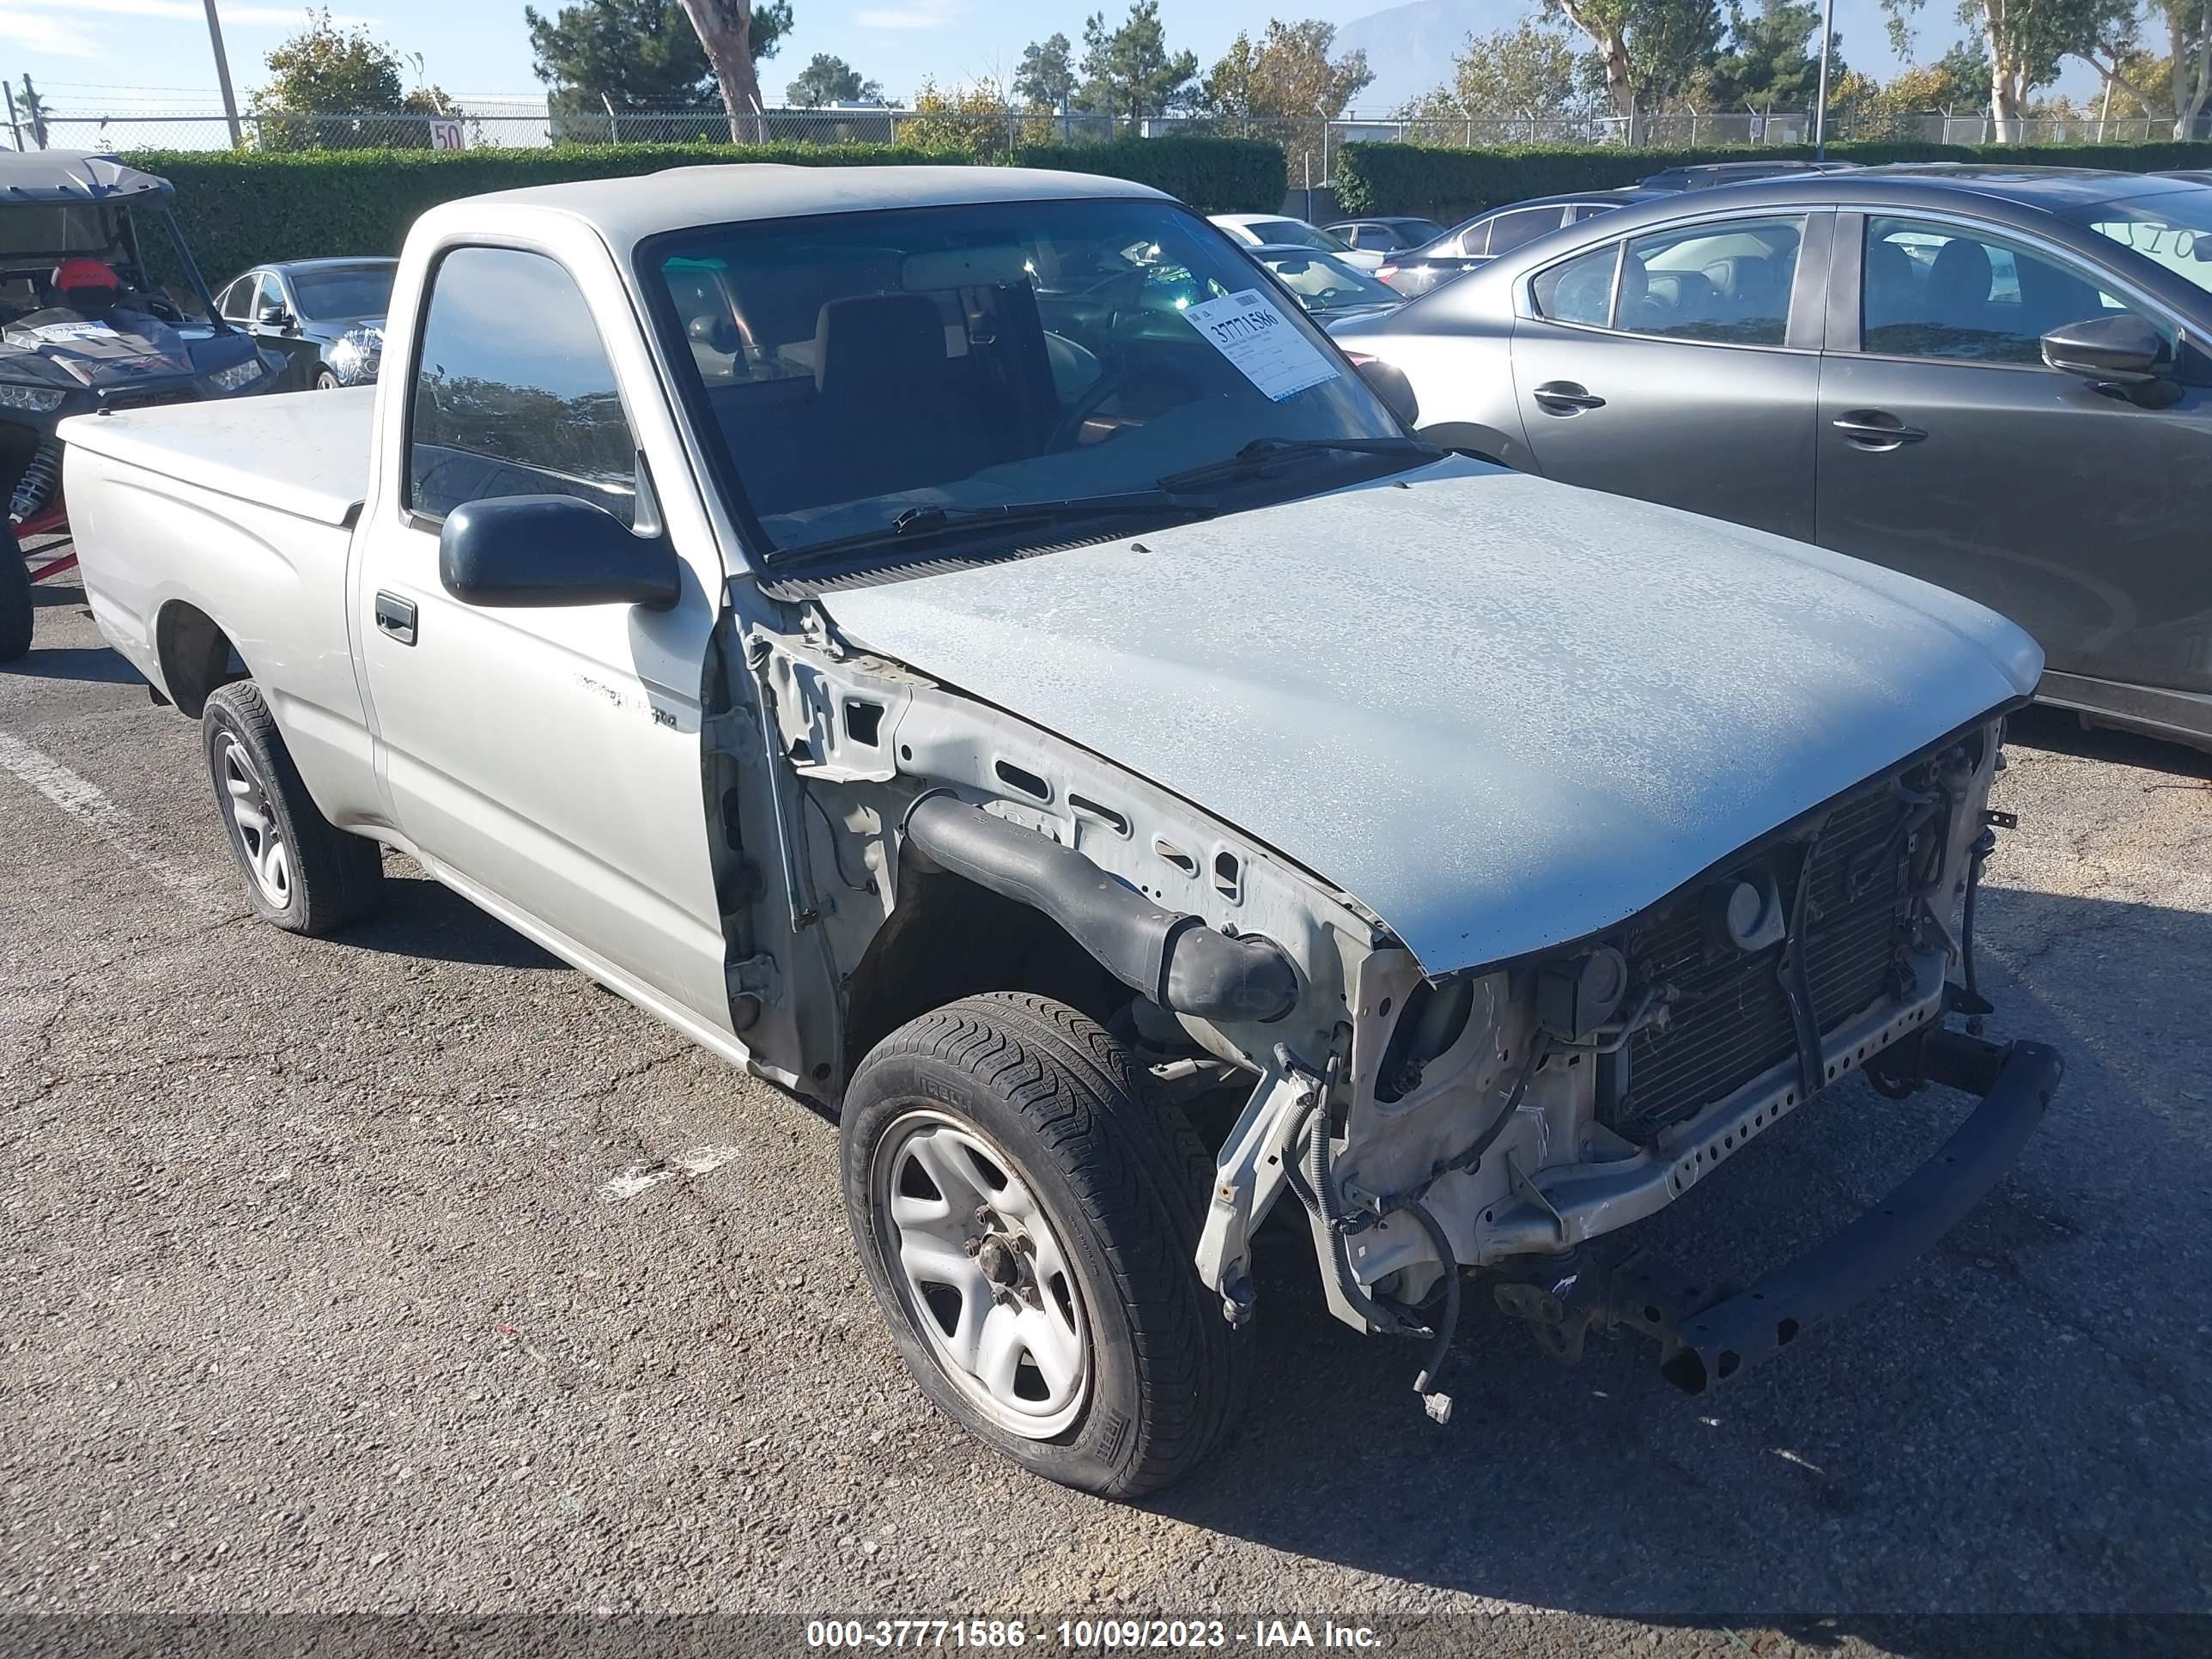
[805, 1620, 1382, 1650]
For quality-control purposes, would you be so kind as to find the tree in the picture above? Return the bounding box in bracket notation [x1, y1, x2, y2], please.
[2077, 0, 2212, 137]
[905, 75, 1048, 158]
[1881, 0, 2130, 138]
[1547, 0, 1724, 128]
[250, 8, 457, 149]
[787, 53, 881, 106]
[1396, 19, 1595, 123]
[1015, 33, 1079, 112]
[1698, 0, 1838, 110]
[15, 76, 50, 149]
[1893, 37, 2000, 106]
[673, 0, 796, 139]
[526, 0, 727, 113]
[1202, 18, 1375, 119]
[1078, 1, 1201, 118]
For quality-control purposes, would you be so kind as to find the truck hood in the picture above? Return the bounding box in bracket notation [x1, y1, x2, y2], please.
[819, 459, 2043, 975]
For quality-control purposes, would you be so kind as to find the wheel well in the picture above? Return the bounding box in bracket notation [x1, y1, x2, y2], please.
[841, 866, 1127, 1081]
[155, 601, 246, 719]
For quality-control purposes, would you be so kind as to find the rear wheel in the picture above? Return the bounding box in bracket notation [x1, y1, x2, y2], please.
[842, 993, 1248, 1496]
[202, 680, 384, 933]
[0, 521, 30, 664]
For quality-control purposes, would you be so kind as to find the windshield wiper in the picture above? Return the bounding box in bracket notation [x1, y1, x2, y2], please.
[1156, 435, 1442, 494]
[769, 488, 1213, 572]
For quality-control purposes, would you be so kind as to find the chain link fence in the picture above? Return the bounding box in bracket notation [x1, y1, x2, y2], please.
[5, 102, 2189, 161]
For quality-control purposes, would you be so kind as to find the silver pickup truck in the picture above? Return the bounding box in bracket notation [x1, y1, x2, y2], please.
[64, 164, 2062, 1496]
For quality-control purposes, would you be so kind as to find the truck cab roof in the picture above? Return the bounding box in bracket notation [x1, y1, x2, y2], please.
[464, 163, 1171, 252]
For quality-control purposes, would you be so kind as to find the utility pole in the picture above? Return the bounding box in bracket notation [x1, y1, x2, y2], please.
[202, 0, 245, 149]
[1812, 0, 1836, 156]
[3, 82, 21, 152]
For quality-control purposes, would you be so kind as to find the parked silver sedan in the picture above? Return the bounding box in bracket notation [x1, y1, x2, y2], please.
[1334, 165, 2212, 750]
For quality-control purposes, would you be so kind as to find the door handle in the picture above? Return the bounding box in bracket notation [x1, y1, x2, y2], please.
[1534, 380, 1607, 414]
[1832, 412, 1928, 449]
[374, 591, 417, 647]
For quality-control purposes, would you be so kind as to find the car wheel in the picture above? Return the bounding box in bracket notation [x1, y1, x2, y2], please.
[202, 680, 383, 933]
[842, 993, 1248, 1496]
[313, 369, 340, 391]
[0, 521, 30, 664]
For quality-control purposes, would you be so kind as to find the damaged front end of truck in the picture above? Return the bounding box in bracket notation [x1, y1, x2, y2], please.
[732, 536, 2058, 1425]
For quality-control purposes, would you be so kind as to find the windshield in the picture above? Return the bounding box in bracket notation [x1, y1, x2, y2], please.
[1243, 219, 1348, 253]
[289, 264, 395, 320]
[0, 202, 207, 327]
[2073, 185, 2212, 296]
[1255, 250, 1399, 312]
[643, 197, 1407, 562]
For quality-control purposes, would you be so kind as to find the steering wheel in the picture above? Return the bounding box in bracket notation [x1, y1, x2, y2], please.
[1048, 365, 1134, 450]
[1046, 359, 1203, 452]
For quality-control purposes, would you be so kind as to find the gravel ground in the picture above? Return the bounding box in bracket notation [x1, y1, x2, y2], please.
[3, 564, 2209, 1656]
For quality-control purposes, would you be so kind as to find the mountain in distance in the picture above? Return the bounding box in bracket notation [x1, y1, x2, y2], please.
[1332, 0, 1523, 116]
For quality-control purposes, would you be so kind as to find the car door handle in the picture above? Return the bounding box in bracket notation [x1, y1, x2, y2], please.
[374, 591, 417, 647]
[1832, 412, 1928, 448]
[1533, 381, 1607, 414]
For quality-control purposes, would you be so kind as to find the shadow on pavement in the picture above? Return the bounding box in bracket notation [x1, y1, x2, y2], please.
[342, 870, 564, 972]
[1139, 887, 2212, 1624]
[1, 646, 143, 684]
[2006, 705, 2212, 781]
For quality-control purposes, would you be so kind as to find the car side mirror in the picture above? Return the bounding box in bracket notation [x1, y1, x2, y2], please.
[439, 494, 680, 610]
[2041, 313, 2166, 386]
[1353, 355, 1419, 428]
[256, 301, 292, 328]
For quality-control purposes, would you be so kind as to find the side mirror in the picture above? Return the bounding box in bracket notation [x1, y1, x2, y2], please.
[439, 494, 679, 610]
[1352, 354, 1420, 428]
[256, 301, 292, 329]
[2040, 313, 2165, 386]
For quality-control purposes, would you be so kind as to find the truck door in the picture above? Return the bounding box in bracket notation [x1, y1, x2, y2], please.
[353, 240, 738, 1042]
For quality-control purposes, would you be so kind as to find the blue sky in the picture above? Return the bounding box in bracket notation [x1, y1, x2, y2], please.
[0, 0, 2039, 118]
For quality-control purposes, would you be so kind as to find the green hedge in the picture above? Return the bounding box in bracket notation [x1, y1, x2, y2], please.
[126, 137, 1289, 283]
[125, 142, 973, 284]
[1335, 138, 2212, 222]
[1014, 137, 1287, 216]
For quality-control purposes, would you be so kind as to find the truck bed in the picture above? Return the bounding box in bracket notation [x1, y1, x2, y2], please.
[59, 385, 373, 527]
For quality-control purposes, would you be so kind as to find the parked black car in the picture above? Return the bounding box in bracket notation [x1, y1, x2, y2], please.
[1377, 165, 1867, 297]
[1636, 159, 1863, 191]
[1376, 189, 1667, 295]
[212, 257, 396, 391]
[1335, 165, 2212, 750]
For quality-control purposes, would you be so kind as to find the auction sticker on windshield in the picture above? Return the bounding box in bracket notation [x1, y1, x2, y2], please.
[1182, 288, 1339, 401]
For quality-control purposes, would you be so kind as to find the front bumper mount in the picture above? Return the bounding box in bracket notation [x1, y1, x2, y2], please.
[1492, 1027, 2063, 1394]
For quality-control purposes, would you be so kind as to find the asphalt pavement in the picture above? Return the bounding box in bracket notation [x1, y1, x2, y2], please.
[3, 562, 2209, 1656]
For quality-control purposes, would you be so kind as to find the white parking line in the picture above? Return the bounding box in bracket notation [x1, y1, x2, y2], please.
[0, 728, 228, 915]
[597, 1145, 744, 1202]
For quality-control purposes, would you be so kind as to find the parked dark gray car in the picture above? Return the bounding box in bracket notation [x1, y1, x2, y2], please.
[1336, 166, 2212, 749]
[212, 257, 395, 391]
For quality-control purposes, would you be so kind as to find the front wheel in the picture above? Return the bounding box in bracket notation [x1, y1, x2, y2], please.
[0, 521, 30, 663]
[313, 369, 340, 391]
[203, 680, 384, 933]
[842, 994, 1248, 1496]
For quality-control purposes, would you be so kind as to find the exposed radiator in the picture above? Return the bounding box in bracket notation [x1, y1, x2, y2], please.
[1607, 771, 1923, 1142]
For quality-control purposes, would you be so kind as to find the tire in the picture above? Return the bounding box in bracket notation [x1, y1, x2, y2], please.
[202, 680, 384, 934]
[313, 370, 340, 391]
[0, 521, 30, 665]
[842, 992, 1248, 1496]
